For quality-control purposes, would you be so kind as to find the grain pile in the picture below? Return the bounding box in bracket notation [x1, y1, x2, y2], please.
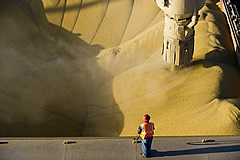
[0, 0, 239, 136]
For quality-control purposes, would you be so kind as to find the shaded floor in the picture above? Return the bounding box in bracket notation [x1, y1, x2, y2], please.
[0, 136, 240, 160]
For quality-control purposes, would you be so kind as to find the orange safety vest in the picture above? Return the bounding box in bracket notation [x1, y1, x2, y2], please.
[140, 122, 154, 140]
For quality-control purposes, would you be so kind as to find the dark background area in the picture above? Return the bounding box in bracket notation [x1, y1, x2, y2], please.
[232, 0, 240, 12]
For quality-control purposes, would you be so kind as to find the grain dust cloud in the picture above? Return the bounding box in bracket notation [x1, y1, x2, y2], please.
[0, 0, 239, 136]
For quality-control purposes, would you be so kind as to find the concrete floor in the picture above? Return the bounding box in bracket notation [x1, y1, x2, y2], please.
[0, 136, 240, 160]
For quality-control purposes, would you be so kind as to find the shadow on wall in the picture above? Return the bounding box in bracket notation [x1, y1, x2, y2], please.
[31, 0, 120, 42]
[43, 0, 117, 13]
[0, 0, 123, 137]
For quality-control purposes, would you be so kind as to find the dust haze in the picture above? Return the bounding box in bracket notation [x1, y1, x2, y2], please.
[0, 0, 240, 137]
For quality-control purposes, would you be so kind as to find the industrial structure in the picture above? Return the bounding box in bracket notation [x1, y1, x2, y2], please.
[1, 0, 240, 159]
[156, 0, 206, 65]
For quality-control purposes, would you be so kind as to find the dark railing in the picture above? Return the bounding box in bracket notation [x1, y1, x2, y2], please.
[221, 0, 240, 67]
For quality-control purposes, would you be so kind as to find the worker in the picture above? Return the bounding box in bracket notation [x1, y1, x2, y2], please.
[138, 114, 155, 158]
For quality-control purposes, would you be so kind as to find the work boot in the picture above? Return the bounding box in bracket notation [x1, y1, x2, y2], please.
[140, 153, 148, 158]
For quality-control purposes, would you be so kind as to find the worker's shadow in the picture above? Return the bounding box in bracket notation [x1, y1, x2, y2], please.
[150, 144, 240, 157]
